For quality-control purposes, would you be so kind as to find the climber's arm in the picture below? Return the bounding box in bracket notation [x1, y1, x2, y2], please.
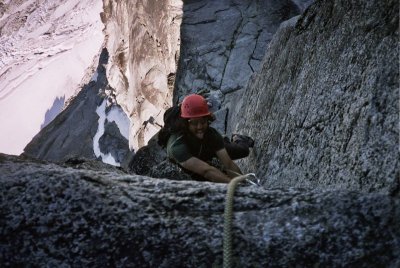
[216, 148, 242, 178]
[180, 157, 232, 183]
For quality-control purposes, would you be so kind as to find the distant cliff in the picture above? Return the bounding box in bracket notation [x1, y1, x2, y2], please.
[101, 0, 183, 151]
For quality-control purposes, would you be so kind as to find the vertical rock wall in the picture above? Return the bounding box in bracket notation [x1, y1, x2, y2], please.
[174, 0, 302, 134]
[234, 0, 399, 193]
[102, 0, 182, 151]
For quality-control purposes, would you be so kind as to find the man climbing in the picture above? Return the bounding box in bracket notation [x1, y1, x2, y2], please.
[161, 94, 254, 183]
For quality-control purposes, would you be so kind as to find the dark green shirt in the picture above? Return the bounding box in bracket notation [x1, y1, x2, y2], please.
[167, 127, 225, 163]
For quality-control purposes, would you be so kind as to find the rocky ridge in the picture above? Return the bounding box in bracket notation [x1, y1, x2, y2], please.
[23, 49, 130, 164]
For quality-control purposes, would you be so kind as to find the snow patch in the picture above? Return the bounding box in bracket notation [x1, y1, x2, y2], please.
[106, 105, 130, 140]
[93, 100, 117, 166]
[93, 100, 130, 166]
[90, 71, 99, 82]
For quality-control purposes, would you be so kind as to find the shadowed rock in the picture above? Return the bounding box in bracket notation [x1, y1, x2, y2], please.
[99, 120, 130, 164]
[23, 49, 130, 166]
[23, 49, 109, 162]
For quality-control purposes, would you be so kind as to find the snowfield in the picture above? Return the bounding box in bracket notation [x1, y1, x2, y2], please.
[0, 0, 104, 155]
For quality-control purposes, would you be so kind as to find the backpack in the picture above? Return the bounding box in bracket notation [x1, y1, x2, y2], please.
[158, 105, 182, 147]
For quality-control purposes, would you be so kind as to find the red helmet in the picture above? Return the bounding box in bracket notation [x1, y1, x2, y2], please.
[180, 94, 211, 118]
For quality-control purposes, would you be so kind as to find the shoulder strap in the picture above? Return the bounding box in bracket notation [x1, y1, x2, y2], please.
[158, 105, 182, 147]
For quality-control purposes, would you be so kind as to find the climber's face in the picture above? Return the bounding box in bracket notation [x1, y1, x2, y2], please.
[188, 116, 208, 139]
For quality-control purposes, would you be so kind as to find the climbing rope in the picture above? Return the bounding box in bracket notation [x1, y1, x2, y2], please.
[223, 173, 258, 268]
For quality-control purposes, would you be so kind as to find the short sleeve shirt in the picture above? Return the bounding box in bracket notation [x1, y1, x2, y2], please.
[167, 127, 225, 163]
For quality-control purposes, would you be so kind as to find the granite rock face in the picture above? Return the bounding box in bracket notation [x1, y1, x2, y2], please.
[1, 153, 399, 267]
[102, 0, 183, 151]
[232, 0, 399, 194]
[174, 0, 301, 114]
[123, 135, 166, 175]
[292, 0, 315, 12]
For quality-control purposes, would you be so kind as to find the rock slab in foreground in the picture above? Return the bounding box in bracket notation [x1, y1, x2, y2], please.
[0, 154, 399, 267]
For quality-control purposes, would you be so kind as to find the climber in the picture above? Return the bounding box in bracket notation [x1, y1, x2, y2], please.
[161, 94, 254, 183]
